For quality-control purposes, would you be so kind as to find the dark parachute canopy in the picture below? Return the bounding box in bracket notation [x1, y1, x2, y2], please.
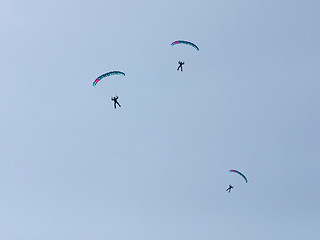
[93, 71, 125, 87]
[171, 40, 199, 51]
[229, 169, 248, 183]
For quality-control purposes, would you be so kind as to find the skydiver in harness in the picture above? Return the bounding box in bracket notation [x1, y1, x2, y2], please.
[111, 96, 121, 109]
[226, 185, 233, 193]
[177, 61, 185, 71]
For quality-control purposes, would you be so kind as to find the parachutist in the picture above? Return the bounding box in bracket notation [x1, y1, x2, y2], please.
[226, 185, 233, 193]
[177, 61, 184, 71]
[111, 96, 121, 109]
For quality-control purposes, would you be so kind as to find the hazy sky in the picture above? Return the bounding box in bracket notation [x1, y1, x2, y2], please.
[1, 0, 319, 239]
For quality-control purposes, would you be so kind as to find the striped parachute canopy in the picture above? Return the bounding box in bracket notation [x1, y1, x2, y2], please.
[93, 71, 125, 87]
[171, 40, 199, 51]
[229, 169, 248, 183]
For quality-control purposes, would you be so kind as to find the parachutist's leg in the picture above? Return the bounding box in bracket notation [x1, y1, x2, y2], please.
[117, 102, 121, 107]
[114, 103, 117, 109]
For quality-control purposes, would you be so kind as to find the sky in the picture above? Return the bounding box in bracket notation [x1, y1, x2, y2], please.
[0, 0, 319, 239]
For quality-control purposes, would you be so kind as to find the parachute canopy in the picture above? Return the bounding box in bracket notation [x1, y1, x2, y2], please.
[93, 71, 125, 87]
[229, 169, 248, 183]
[171, 40, 199, 51]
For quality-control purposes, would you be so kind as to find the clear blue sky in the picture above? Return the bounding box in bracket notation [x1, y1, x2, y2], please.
[1, 0, 319, 239]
